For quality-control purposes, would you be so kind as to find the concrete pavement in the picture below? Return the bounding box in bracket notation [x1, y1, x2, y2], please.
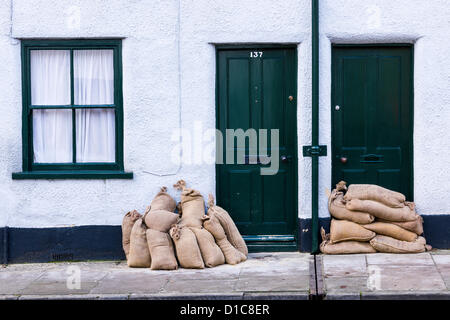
[320, 250, 450, 300]
[1, 251, 449, 300]
[0, 252, 311, 300]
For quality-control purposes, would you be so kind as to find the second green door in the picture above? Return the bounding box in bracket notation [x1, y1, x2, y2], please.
[332, 45, 413, 199]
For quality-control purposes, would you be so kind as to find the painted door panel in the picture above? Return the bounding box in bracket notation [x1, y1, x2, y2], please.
[332, 46, 413, 199]
[216, 47, 297, 250]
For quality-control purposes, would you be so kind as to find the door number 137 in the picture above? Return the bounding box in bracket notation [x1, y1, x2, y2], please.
[250, 51, 263, 58]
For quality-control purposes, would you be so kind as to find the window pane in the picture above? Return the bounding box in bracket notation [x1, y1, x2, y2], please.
[30, 50, 71, 105]
[33, 109, 73, 163]
[74, 50, 114, 105]
[76, 108, 115, 163]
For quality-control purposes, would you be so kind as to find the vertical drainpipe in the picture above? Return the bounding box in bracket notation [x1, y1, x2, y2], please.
[311, 0, 320, 253]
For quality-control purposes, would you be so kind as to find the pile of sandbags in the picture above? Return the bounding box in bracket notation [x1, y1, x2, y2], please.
[321, 181, 431, 254]
[125, 187, 179, 269]
[121, 181, 248, 270]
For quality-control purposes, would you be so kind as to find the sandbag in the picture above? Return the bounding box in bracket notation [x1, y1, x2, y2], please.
[174, 180, 205, 228]
[346, 199, 417, 222]
[190, 227, 225, 268]
[335, 180, 348, 192]
[370, 235, 427, 253]
[362, 222, 417, 242]
[169, 224, 204, 269]
[203, 214, 246, 265]
[207, 194, 248, 257]
[328, 189, 375, 224]
[122, 210, 142, 259]
[150, 186, 177, 212]
[144, 209, 179, 233]
[146, 229, 178, 270]
[344, 184, 406, 208]
[377, 214, 424, 235]
[320, 228, 377, 254]
[330, 219, 376, 243]
[127, 218, 151, 268]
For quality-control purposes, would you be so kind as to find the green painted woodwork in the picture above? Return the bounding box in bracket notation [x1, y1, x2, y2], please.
[332, 45, 413, 199]
[216, 46, 298, 251]
[13, 39, 131, 179]
[12, 171, 133, 180]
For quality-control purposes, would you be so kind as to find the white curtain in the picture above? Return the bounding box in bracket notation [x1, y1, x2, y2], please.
[31, 50, 72, 163]
[30, 49, 115, 164]
[74, 50, 115, 163]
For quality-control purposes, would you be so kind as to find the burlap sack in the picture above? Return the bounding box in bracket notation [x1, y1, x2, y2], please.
[328, 189, 375, 224]
[346, 199, 417, 222]
[146, 229, 178, 270]
[207, 194, 248, 257]
[344, 184, 406, 208]
[320, 228, 377, 254]
[335, 180, 348, 192]
[122, 210, 142, 259]
[190, 227, 225, 268]
[127, 218, 151, 268]
[144, 209, 179, 233]
[203, 215, 246, 265]
[370, 235, 427, 253]
[174, 180, 206, 228]
[150, 187, 177, 212]
[377, 214, 424, 235]
[330, 219, 376, 243]
[362, 222, 417, 242]
[169, 224, 204, 269]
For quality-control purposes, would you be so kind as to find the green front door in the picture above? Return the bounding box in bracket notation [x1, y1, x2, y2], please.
[332, 45, 413, 199]
[216, 47, 298, 251]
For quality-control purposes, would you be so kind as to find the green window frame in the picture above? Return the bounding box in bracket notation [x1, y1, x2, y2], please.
[12, 39, 132, 179]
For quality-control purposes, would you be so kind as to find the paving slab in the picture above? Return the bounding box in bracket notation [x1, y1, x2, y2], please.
[366, 253, 435, 266]
[17, 263, 111, 295]
[162, 279, 238, 294]
[235, 275, 310, 292]
[0, 295, 20, 300]
[239, 260, 309, 277]
[89, 271, 170, 294]
[324, 293, 361, 300]
[324, 276, 369, 295]
[360, 291, 450, 300]
[19, 293, 132, 300]
[35, 266, 109, 282]
[0, 271, 45, 295]
[129, 293, 243, 300]
[431, 254, 450, 267]
[431, 250, 450, 255]
[323, 254, 367, 277]
[371, 265, 446, 291]
[21, 280, 99, 295]
[165, 265, 242, 280]
[431, 255, 450, 290]
[242, 292, 309, 300]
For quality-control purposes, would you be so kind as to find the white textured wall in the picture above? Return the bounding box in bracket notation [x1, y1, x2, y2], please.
[0, 0, 448, 228]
